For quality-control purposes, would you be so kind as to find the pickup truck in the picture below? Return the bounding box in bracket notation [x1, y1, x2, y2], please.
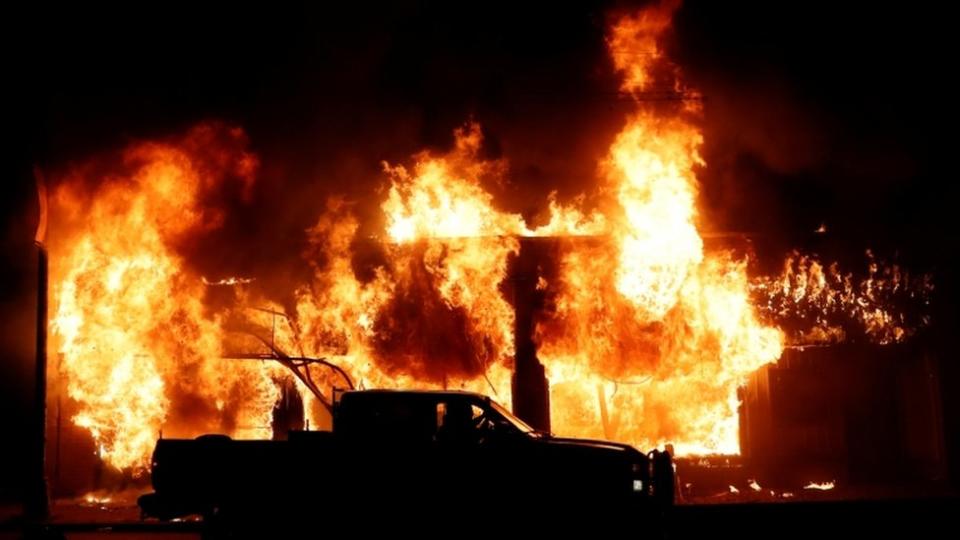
[139, 389, 674, 528]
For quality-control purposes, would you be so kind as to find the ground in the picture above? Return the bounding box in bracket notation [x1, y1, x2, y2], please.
[3, 493, 958, 539]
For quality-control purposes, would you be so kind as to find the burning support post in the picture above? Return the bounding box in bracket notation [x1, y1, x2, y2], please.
[511, 238, 551, 432]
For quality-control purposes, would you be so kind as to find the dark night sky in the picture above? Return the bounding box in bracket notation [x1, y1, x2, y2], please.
[2, 0, 957, 501]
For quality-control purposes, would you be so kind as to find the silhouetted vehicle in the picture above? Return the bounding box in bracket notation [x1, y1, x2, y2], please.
[139, 390, 673, 529]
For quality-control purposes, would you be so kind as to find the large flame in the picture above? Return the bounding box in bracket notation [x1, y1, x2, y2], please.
[284, 0, 782, 454]
[610, 112, 704, 322]
[291, 135, 522, 414]
[287, 123, 604, 398]
[530, 0, 781, 454]
[50, 125, 282, 471]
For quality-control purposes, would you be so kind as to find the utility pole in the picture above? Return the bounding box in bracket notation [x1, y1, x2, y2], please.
[28, 166, 50, 521]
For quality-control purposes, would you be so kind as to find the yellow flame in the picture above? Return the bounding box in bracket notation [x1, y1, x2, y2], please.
[50, 125, 281, 472]
[533, 3, 782, 454]
[752, 251, 933, 345]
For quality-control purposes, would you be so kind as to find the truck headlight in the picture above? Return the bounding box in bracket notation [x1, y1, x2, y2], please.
[632, 479, 644, 492]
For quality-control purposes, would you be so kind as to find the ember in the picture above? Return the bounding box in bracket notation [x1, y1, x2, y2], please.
[804, 481, 837, 491]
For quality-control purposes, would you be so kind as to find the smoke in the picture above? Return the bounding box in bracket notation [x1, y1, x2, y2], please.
[12, 0, 951, 261]
[669, 1, 952, 254]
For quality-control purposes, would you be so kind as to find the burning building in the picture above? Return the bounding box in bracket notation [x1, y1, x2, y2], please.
[2, 0, 951, 510]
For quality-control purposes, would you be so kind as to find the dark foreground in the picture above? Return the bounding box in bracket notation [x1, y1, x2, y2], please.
[4, 497, 959, 539]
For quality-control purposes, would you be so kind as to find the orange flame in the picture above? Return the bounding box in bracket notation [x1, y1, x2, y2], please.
[608, 0, 682, 94]
[752, 250, 933, 345]
[50, 125, 281, 471]
[287, 124, 604, 407]
[533, 2, 782, 454]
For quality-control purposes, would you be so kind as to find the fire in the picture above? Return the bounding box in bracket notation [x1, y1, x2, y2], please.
[382, 123, 523, 241]
[752, 250, 933, 345]
[383, 123, 605, 241]
[50, 125, 282, 471]
[82, 493, 112, 506]
[290, 139, 520, 400]
[608, 0, 681, 95]
[533, 0, 782, 454]
[202, 276, 254, 286]
[804, 481, 836, 491]
[45, 0, 928, 476]
[288, 123, 604, 408]
[609, 112, 704, 322]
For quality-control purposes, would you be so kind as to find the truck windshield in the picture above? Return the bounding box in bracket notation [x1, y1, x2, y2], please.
[487, 399, 539, 435]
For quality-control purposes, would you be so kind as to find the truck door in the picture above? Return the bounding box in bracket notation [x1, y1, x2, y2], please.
[432, 400, 494, 500]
